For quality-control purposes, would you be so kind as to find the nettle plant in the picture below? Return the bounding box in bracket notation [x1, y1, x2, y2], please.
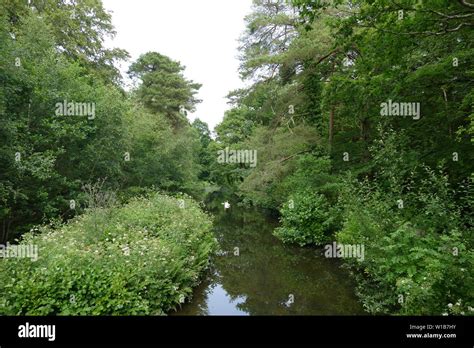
[80, 179, 118, 240]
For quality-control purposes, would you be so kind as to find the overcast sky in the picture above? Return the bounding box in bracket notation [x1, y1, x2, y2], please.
[102, 0, 253, 131]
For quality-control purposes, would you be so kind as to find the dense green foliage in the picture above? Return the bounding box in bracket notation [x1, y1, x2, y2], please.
[0, 193, 216, 315]
[1, 0, 473, 317]
[0, 1, 209, 242]
[274, 187, 341, 246]
[210, 0, 473, 315]
[0, 0, 215, 316]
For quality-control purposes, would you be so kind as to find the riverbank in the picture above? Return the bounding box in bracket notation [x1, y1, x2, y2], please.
[0, 193, 216, 315]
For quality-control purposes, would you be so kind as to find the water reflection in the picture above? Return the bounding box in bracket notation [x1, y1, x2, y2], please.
[173, 193, 365, 316]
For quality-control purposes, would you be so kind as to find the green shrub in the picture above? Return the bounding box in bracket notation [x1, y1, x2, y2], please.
[338, 170, 473, 315]
[274, 191, 340, 246]
[0, 193, 216, 315]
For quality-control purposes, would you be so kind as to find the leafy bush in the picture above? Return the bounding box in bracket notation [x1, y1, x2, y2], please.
[0, 193, 216, 315]
[337, 168, 473, 315]
[274, 190, 340, 246]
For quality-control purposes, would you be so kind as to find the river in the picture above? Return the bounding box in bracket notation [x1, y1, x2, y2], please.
[173, 193, 365, 315]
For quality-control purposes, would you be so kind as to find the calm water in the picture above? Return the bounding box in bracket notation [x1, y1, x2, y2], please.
[172, 194, 365, 316]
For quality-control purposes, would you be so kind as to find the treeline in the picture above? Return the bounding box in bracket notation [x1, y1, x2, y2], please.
[0, 0, 217, 315]
[0, 0, 211, 243]
[209, 0, 473, 315]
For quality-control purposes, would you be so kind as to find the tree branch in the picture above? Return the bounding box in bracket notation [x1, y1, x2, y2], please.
[459, 0, 474, 9]
[280, 149, 313, 163]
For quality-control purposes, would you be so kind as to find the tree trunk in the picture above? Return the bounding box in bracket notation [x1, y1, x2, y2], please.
[329, 106, 335, 152]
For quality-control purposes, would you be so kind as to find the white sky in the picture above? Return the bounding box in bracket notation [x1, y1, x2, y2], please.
[102, 0, 253, 131]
